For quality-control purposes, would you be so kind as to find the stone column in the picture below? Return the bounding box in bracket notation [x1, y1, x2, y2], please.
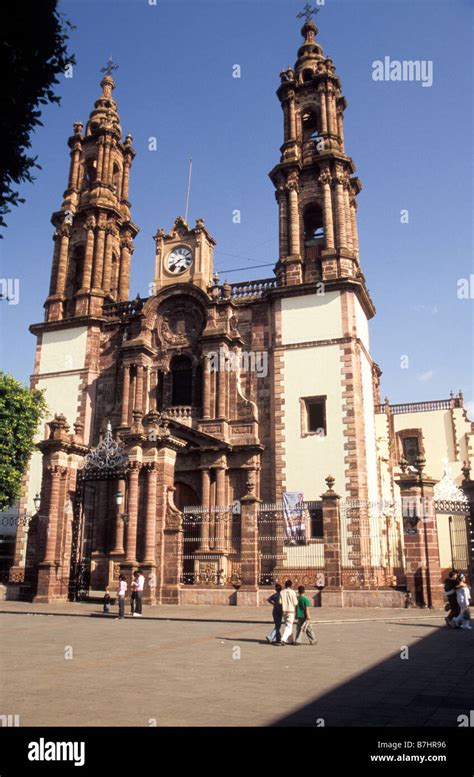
[121, 159, 131, 200]
[202, 354, 211, 419]
[55, 226, 71, 296]
[121, 365, 130, 427]
[236, 490, 260, 606]
[217, 352, 227, 419]
[102, 226, 114, 292]
[48, 232, 61, 296]
[200, 467, 211, 551]
[333, 174, 347, 250]
[92, 222, 106, 289]
[118, 236, 132, 301]
[143, 463, 157, 563]
[96, 138, 105, 182]
[277, 188, 289, 259]
[135, 365, 144, 415]
[337, 109, 345, 148]
[112, 477, 126, 554]
[68, 145, 81, 190]
[350, 199, 359, 259]
[43, 465, 64, 564]
[287, 179, 301, 257]
[327, 86, 337, 135]
[321, 477, 343, 605]
[102, 141, 111, 184]
[319, 172, 335, 250]
[343, 181, 353, 254]
[144, 367, 151, 414]
[125, 463, 140, 563]
[319, 87, 328, 135]
[81, 218, 96, 290]
[288, 92, 296, 140]
[215, 465, 227, 551]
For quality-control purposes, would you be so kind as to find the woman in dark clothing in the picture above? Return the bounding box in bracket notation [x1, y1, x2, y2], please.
[444, 569, 460, 627]
[266, 583, 283, 645]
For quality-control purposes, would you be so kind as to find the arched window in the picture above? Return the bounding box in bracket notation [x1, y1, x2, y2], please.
[302, 111, 319, 143]
[302, 68, 314, 83]
[112, 163, 121, 195]
[171, 355, 193, 405]
[303, 203, 324, 243]
[83, 158, 97, 188]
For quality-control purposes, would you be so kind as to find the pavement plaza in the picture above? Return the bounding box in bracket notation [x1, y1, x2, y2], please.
[1, 602, 473, 727]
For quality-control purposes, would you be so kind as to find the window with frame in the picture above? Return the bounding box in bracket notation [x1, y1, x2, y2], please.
[402, 435, 420, 464]
[301, 396, 327, 437]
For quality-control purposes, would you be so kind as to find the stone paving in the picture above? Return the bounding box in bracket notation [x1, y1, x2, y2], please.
[1, 602, 472, 727]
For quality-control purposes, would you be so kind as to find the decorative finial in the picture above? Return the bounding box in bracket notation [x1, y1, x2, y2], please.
[297, 3, 320, 22]
[100, 56, 118, 77]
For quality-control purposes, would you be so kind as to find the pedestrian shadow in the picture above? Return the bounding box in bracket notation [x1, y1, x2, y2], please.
[270, 625, 474, 727]
[217, 636, 269, 644]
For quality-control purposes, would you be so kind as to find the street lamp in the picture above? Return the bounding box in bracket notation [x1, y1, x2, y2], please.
[33, 493, 40, 512]
[115, 490, 124, 507]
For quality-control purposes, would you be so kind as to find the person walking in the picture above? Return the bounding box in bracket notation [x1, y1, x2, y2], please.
[103, 587, 111, 614]
[134, 568, 145, 617]
[117, 574, 127, 620]
[130, 571, 138, 615]
[453, 574, 472, 630]
[266, 583, 283, 645]
[294, 585, 317, 645]
[444, 569, 460, 627]
[280, 579, 298, 645]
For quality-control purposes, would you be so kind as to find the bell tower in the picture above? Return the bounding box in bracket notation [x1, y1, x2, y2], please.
[269, 12, 362, 287]
[45, 67, 139, 322]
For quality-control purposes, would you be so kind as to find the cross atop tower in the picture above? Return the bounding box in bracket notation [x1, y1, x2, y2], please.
[296, 3, 320, 22]
[100, 56, 118, 77]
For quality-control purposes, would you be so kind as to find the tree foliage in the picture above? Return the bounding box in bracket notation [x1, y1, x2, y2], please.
[0, 372, 48, 511]
[0, 0, 75, 233]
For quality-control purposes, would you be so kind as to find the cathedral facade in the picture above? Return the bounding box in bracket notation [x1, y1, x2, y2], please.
[8, 17, 473, 607]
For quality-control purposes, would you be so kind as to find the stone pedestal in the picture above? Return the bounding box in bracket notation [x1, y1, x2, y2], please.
[237, 492, 260, 606]
[396, 472, 444, 608]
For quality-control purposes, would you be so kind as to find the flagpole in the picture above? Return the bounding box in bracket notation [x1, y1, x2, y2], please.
[185, 158, 193, 223]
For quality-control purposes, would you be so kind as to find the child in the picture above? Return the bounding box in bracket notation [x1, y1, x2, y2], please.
[453, 574, 472, 630]
[117, 574, 127, 620]
[294, 585, 317, 645]
[103, 587, 111, 614]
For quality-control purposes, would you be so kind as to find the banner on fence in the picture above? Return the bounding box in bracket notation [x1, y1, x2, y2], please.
[282, 491, 307, 544]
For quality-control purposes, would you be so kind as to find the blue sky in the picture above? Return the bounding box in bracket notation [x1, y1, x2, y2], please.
[0, 0, 472, 414]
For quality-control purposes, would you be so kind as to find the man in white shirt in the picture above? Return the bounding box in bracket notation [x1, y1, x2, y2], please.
[133, 568, 145, 616]
[280, 579, 298, 644]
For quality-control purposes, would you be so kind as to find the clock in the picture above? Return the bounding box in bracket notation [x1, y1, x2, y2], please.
[166, 246, 193, 275]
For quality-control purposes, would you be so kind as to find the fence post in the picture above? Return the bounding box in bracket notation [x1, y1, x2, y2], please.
[321, 475, 343, 606]
[236, 491, 260, 606]
[396, 469, 444, 608]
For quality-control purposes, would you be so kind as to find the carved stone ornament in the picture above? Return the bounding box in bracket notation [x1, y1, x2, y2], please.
[158, 300, 204, 346]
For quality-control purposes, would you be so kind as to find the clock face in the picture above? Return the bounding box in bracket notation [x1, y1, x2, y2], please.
[166, 246, 193, 275]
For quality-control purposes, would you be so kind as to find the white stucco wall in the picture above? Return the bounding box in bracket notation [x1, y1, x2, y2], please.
[39, 326, 88, 373]
[281, 291, 342, 345]
[354, 296, 370, 352]
[282, 344, 346, 500]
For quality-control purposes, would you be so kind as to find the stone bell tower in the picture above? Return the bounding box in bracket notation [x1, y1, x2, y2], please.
[269, 13, 361, 287]
[44, 68, 139, 322]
